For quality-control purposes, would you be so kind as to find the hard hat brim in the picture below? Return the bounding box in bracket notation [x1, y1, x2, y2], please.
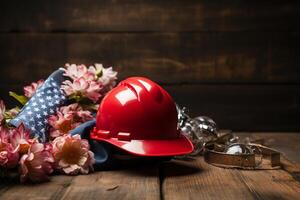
[91, 133, 194, 157]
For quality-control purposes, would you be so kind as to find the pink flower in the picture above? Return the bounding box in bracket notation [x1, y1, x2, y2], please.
[59, 103, 93, 121]
[19, 143, 54, 183]
[48, 104, 93, 138]
[0, 127, 19, 168]
[97, 64, 117, 85]
[0, 143, 19, 169]
[62, 78, 89, 95]
[61, 63, 117, 103]
[0, 100, 6, 124]
[85, 81, 102, 102]
[99, 66, 118, 93]
[48, 112, 74, 138]
[88, 63, 103, 76]
[63, 64, 88, 79]
[76, 110, 94, 122]
[88, 63, 118, 92]
[10, 123, 32, 154]
[52, 134, 95, 175]
[62, 78, 102, 103]
[0, 126, 9, 145]
[23, 79, 44, 98]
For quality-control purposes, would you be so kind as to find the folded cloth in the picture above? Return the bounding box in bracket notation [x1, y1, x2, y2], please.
[10, 69, 67, 142]
[69, 119, 112, 167]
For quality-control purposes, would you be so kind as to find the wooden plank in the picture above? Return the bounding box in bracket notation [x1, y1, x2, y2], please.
[161, 157, 300, 200]
[0, 133, 299, 199]
[162, 133, 300, 199]
[0, 166, 160, 200]
[59, 168, 160, 200]
[0, 32, 299, 85]
[232, 133, 300, 199]
[1, 83, 300, 131]
[161, 158, 255, 200]
[236, 133, 300, 163]
[0, 1, 299, 32]
[235, 132, 300, 185]
[237, 169, 300, 199]
[215, 32, 300, 82]
[0, 175, 73, 200]
[0, 32, 214, 85]
[165, 84, 300, 131]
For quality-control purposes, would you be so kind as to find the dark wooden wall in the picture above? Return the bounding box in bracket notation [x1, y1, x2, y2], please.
[0, 1, 299, 131]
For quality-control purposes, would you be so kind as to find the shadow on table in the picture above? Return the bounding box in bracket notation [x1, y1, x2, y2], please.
[99, 156, 201, 177]
[160, 158, 201, 177]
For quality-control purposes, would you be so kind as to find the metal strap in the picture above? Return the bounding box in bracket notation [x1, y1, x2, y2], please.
[204, 142, 281, 170]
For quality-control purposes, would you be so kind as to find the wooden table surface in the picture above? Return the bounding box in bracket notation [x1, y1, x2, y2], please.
[0, 133, 300, 200]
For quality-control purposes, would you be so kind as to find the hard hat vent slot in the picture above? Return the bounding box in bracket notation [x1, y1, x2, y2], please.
[120, 82, 138, 97]
[96, 129, 110, 139]
[117, 132, 131, 141]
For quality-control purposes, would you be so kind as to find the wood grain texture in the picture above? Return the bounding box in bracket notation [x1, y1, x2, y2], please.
[236, 132, 300, 184]
[165, 84, 300, 131]
[161, 157, 300, 200]
[235, 132, 300, 199]
[161, 158, 255, 200]
[237, 133, 300, 163]
[0, 32, 299, 85]
[162, 133, 300, 200]
[0, 167, 160, 200]
[238, 169, 300, 199]
[59, 168, 160, 200]
[0, 133, 299, 200]
[0, 175, 73, 200]
[0, 0, 299, 32]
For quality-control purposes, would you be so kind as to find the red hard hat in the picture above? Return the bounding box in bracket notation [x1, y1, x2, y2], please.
[90, 77, 193, 156]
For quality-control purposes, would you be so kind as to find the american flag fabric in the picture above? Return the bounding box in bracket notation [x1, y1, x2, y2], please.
[10, 69, 67, 142]
[8, 68, 116, 167]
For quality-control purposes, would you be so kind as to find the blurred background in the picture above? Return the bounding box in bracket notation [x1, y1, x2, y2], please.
[0, 1, 299, 131]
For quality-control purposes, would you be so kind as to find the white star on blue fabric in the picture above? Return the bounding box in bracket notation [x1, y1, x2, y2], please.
[9, 69, 68, 142]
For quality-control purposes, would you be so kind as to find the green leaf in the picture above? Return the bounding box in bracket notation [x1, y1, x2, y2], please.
[9, 92, 28, 105]
[67, 93, 99, 111]
[96, 69, 103, 78]
[82, 103, 99, 111]
[4, 106, 20, 119]
[68, 93, 82, 102]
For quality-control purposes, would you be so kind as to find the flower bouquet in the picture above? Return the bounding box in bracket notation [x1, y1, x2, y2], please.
[0, 63, 117, 183]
